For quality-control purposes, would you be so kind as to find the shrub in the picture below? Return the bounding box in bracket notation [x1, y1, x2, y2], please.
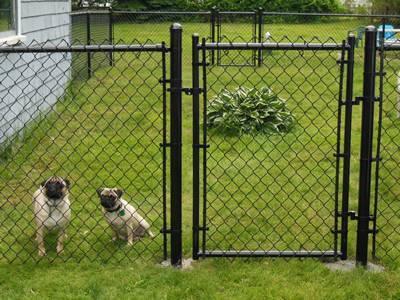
[113, 0, 344, 13]
[207, 87, 295, 135]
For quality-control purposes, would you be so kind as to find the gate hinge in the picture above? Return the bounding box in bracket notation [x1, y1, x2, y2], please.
[159, 142, 182, 148]
[194, 226, 209, 231]
[160, 228, 182, 234]
[336, 59, 349, 64]
[375, 71, 386, 77]
[353, 96, 381, 104]
[159, 78, 170, 84]
[167, 87, 203, 95]
[346, 212, 376, 221]
[353, 97, 363, 105]
[337, 211, 358, 219]
[348, 211, 358, 220]
[340, 98, 361, 106]
[193, 144, 210, 149]
[183, 88, 204, 95]
[371, 156, 383, 162]
[193, 62, 210, 66]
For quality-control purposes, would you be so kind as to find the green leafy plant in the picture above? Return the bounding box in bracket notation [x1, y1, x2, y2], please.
[207, 86, 295, 135]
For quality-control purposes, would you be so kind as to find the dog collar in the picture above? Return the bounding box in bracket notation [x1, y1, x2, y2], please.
[105, 203, 122, 213]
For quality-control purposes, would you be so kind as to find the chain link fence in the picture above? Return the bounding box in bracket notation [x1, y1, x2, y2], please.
[0, 10, 399, 267]
[71, 11, 113, 80]
[0, 8, 13, 32]
[374, 42, 400, 267]
[70, 10, 400, 74]
[0, 42, 168, 263]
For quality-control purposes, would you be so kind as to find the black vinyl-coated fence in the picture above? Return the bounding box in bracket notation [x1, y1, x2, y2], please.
[0, 13, 399, 268]
[70, 9, 400, 71]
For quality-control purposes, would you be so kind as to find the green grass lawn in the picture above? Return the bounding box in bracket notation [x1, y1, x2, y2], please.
[0, 20, 400, 298]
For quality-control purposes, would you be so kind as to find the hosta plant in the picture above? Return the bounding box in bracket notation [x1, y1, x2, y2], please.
[207, 86, 295, 135]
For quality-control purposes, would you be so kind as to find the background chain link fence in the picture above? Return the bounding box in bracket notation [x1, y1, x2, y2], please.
[0, 8, 13, 32]
[71, 11, 113, 80]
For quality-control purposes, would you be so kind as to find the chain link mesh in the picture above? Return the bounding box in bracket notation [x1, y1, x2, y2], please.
[375, 42, 400, 267]
[197, 38, 346, 255]
[71, 11, 112, 80]
[1, 9, 400, 265]
[0, 41, 167, 263]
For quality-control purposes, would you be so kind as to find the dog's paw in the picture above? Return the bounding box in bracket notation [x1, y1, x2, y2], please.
[56, 246, 64, 255]
[38, 250, 47, 257]
[112, 236, 118, 242]
[127, 241, 134, 247]
[148, 230, 155, 239]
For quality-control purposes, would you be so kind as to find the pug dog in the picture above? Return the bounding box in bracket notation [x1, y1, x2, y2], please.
[97, 188, 155, 246]
[33, 176, 71, 256]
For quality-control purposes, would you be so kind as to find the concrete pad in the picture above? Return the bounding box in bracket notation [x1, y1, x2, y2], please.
[325, 260, 385, 273]
[159, 258, 194, 270]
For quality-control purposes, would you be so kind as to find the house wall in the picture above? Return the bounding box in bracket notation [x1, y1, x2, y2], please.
[0, 0, 71, 144]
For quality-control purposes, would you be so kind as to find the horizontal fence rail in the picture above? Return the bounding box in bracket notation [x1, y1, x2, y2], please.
[199, 250, 340, 258]
[198, 42, 349, 50]
[0, 44, 168, 53]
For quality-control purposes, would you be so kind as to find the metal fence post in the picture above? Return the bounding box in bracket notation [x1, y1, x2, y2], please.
[210, 6, 217, 65]
[257, 7, 264, 67]
[192, 34, 200, 260]
[216, 8, 221, 66]
[356, 25, 377, 266]
[170, 23, 183, 267]
[252, 10, 257, 65]
[86, 12, 92, 78]
[109, 9, 113, 67]
[340, 34, 355, 260]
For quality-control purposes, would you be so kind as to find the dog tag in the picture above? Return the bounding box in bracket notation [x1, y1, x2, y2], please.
[119, 210, 125, 217]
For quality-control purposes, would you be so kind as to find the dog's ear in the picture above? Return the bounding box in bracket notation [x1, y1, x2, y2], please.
[96, 188, 104, 197]
[115, 188, 123, 198]
[64, 179, 71, 189]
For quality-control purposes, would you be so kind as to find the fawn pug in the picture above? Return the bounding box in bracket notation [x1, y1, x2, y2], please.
[97, 188, 155, 245]
[33, 176, 71, 256]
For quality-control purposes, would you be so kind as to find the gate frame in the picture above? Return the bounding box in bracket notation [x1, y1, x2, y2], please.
[192, 36, 354, 259]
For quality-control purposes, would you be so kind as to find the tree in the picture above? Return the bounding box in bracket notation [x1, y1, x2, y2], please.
[372, 0, 400, 14]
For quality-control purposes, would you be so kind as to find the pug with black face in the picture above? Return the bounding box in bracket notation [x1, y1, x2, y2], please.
[97, 188, 155, 246]
[33, 176, 71, 256]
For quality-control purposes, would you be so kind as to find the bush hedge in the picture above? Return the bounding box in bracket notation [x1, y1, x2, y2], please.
[114, 0, 345, 13]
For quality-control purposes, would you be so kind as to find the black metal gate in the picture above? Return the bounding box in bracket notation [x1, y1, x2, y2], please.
[192, 35, 356, 259]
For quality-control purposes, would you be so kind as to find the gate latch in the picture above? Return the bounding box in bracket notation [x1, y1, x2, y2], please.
[167, 87, 203, 95]
[182, 88, 203, 95]
[348, 211, 357, 220]
[347, 211, 376, 222]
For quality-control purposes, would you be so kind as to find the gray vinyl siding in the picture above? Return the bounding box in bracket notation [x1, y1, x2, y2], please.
[0, 0, 71, 143]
